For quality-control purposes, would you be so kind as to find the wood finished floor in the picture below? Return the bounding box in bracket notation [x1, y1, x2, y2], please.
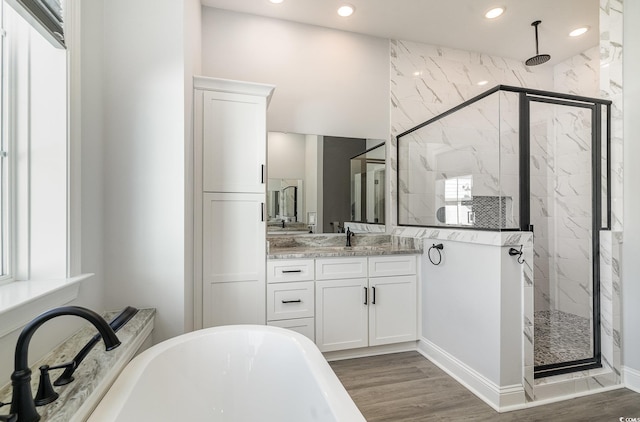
[329, 352, 640, 421]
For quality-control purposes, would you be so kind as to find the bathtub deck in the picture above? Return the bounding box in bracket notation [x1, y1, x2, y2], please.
[330, 351, 640, 421]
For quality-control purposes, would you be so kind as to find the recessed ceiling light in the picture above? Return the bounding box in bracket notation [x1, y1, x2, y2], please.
[269, 0, 284, 3]
[484, 7, 505, 19]
[477, 80, 489, 86]
[338, 4, 355, 17]
[569, 26, 589, 37]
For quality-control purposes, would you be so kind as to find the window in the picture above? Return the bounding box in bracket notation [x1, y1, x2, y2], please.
[443, 176, 473, 226]
[0, 0, 68, 286]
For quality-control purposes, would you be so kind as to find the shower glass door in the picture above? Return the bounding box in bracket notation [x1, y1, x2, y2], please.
[529, 97, 601, 377]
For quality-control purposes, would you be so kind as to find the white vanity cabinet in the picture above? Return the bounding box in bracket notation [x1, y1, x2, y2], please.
[315, 255, 418, 352]
[198, 78, 273, 194]
[368, 255, 417, 346]
[316, 277, 369, 351]
[202, 193, 266, 327]
[195, 77, 275, 329]
[266, 259, 316, 341]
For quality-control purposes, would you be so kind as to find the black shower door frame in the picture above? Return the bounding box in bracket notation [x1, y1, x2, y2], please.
[517, 90, 612, 378]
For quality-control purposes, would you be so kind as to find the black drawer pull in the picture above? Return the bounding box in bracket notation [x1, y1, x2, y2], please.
[282, 299, 302, 304]
[364, 286, 368, 305]
[282, 269, 302, 273]
[372, 286, 376, 304]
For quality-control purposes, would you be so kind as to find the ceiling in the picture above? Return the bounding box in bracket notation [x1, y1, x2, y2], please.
[200, 0, 599, 66]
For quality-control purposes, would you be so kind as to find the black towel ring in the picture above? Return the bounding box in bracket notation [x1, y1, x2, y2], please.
[428, 243, 444, 265]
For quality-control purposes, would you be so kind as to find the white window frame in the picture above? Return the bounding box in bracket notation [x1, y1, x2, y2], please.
[0, 0, 89, 337]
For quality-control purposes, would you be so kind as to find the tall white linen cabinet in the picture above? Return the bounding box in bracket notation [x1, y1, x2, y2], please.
[193, 76, 275, 328]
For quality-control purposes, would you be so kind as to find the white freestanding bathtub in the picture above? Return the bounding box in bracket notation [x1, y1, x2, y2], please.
[89, 325, 365, 421]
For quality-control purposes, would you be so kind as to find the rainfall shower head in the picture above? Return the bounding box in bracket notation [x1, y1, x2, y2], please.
[525, 20, 550, 66]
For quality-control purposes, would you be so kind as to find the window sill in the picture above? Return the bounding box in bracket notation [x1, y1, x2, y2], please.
[0, 274, 93, 338]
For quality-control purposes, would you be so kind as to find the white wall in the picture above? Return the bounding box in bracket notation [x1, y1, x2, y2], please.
[623, 0, 640, 376]
[102, 0, 189, 343]
[201, 7, 389, 140]
[267, 132, 306, 180]
[421, 240, 522, 386]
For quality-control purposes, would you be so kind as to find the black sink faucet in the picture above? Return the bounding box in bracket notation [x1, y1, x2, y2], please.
[346, 227, 355, 247]
[8, 306, 121, 422]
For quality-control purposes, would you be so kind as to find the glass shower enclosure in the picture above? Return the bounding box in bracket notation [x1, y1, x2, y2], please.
[397, 85, 611, 378]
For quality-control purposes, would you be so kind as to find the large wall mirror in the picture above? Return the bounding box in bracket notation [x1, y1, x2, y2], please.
[267, 132, 386, 234]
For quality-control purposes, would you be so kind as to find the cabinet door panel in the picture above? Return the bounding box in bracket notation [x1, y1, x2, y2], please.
[268, 318, 315, 342]
[315, 278, 368, 352]
[203, 193, 265, 327]
[204, 281, 264, 328]
[369, 275, 417, 346]
[202, 91, 266, 193]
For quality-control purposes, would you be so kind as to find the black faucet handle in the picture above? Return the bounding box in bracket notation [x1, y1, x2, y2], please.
[46, 361, 77, 386]
[34, 365, 60, 406]
[0, 414, 17, 422]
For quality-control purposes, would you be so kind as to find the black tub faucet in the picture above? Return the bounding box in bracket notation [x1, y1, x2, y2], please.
[7, 306, 121, 422]
[346, 227, 355, 247]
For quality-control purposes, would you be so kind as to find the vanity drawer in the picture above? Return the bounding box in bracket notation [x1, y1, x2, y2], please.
[267, 281, 314, 321]
[268, 317, 315, 342]
[267, 259, 314, 283]
[368, 255, 417, 277]
[315, 257, 368, 280]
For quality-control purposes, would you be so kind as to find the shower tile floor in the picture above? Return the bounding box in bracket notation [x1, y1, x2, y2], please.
[534, 310, 592, 366]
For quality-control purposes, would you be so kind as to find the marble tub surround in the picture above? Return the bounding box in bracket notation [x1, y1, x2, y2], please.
[0, 308, 155, 422]
[267, 234, 422, 259]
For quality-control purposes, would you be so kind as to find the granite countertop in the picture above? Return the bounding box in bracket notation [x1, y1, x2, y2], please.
[267, 234, 422, 259]
[0, 308, 155, 421]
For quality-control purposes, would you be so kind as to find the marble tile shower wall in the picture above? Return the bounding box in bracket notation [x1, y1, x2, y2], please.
[391, 6, 623, 396]
[598, 0, 623, 388]
[393, 42, 603, 320]
[390, 39, 553, 228]
[529, 45, 615, 321]
[528, 46, 600, 315]
[397, 92, 508, 226]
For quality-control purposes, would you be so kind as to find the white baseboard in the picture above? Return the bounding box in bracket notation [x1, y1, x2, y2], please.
[624, 366, 640, 393]
[417, 338, 526, 412]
